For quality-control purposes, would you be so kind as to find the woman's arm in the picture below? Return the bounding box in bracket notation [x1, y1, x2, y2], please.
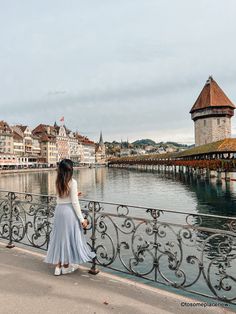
[70, 179, 85, 223]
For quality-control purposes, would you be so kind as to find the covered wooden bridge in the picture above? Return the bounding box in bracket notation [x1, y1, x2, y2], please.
[108, 139, 236, 180]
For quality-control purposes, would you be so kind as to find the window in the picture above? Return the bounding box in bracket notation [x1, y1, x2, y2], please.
[204, 120, 206, 126]
[217, 119, 220, 125]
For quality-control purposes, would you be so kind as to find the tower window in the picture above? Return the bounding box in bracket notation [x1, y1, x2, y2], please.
[217, 119, 220, 125]
[204, 120, 206, 126]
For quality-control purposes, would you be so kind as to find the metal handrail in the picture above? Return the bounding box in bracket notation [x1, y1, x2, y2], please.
[0, 189, 235, 221]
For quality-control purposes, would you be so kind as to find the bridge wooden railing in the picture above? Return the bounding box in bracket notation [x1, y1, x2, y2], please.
[108, 157, 236, 171]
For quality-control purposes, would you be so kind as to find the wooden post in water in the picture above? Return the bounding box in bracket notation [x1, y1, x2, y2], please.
[216, 171, 222, 184]
[225, 171, 231, 182]
[209, 170, 216, 178]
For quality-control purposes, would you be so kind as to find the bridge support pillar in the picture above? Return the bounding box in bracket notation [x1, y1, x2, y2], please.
[216, 171, 222, 185]
[225, 172, 231, 182]
[209, 170, 216, 178]
[205, 169, 210, 180]
[196, 168, 201, 178]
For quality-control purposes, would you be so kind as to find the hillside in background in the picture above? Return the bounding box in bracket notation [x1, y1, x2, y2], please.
[132, 139, 156, 146]
[131, 139, 192, 148]
[104, 138, 194, 156]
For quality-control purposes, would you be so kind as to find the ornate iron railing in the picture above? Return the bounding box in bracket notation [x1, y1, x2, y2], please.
[0, 189, 236, 303]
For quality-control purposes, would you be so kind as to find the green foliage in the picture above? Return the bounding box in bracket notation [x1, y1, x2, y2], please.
[132, 139, 156, 146]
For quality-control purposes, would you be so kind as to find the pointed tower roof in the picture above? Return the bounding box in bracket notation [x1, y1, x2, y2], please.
[99, 131, 104, 146]
[190, 76, 235, 113]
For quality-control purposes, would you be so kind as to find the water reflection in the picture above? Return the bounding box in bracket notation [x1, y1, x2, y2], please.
[174, 172, 236, 217]
[0, 168, 236, 217]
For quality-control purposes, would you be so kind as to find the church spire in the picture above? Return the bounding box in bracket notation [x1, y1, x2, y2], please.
[99, 131, 104, 146]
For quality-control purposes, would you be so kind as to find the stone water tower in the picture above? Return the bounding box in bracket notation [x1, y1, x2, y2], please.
[190, 76, 235, 146]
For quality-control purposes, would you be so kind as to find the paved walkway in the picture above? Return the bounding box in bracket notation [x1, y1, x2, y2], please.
[0, 242, 234, 314]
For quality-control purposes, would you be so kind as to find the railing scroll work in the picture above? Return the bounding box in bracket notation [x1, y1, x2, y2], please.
[0, 190, 236, 303]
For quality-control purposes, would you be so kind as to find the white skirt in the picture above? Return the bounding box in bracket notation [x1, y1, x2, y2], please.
[44, 203, 96, 264]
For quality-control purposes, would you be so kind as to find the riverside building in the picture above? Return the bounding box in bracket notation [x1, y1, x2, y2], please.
[0, 121, 97, 168]
[32, 124, 59, 166]
[40, 133, 58, 166]
[76, 134, 95, 165]
[12, 131, 24, 156]
[53, 124, 70, 161]
[0, 121, 13, 154]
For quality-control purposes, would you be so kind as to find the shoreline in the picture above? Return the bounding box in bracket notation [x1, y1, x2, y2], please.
[0, 165, 90, 175]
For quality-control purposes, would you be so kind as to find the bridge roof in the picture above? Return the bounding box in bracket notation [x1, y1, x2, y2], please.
[175, 138, 236, 158]
[190, 76, 235, 113]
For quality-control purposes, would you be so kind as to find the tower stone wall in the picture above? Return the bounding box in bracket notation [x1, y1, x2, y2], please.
[195, 116, 231, 146]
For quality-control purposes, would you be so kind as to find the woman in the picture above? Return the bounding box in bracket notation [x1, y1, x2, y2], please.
[45, 159, 96, 275]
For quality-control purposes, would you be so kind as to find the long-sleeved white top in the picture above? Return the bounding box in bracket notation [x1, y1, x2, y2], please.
[56, 178, 84, 223]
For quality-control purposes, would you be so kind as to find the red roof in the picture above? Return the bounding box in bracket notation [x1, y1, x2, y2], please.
[13, 131, 23, 141]
[40, 134, 56, 143]
[0, 120, 12, 132]
[75, 133, 95, 145]
[32, 124, 51, 134]
[15, 125, 28, 133]
[190, 76, 235, 113]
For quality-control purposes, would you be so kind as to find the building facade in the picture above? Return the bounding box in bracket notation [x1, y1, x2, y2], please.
[0, 121, 13, 154]
[66, 130, 81, 163]
[40, 134, 58, 166]
[13, 125, 33, 156]
[12, 131, 24, 156]
[0, 153, 18, 168]
[32, 124, 58, 166]
[76, 135, 95, 165]
[82, 142, 95, 164]
[190, 76, 235, 146]
[55, 125, 70, 161]
[0, 121, 96, 168]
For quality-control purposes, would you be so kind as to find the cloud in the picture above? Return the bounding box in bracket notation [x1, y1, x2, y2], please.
[0, 0, 236, 143]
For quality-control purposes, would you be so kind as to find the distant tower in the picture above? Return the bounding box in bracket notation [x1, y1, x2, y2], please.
[99, 131, 104, 147]
[190, 76, 235, 146]
[98, 131, 106, 159]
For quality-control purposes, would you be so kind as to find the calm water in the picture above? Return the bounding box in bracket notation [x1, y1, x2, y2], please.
[0, 167, 236, 217]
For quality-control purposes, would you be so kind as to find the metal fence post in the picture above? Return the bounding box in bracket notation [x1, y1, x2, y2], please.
[89, 201, 99, 275]
[6, 192, 15, 248]
[45, 196, 51, 250]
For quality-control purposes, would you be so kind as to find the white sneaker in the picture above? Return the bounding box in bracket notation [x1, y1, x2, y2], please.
[54, 266, 62, 276]
[62, 265, 78, 275]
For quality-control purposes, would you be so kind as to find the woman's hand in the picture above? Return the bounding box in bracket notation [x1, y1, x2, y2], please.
[82, 219, 88, 229]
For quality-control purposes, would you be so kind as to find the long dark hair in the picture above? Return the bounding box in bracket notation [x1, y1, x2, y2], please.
[56, 159, 74, 197]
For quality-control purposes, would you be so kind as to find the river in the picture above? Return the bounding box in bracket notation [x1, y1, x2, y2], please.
[0, 167, 236, 217]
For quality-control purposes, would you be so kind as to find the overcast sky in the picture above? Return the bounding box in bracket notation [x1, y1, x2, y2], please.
[0, 0, 236, 144]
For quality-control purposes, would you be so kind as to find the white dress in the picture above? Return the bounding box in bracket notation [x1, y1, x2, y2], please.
[45, 178, 96, 264]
